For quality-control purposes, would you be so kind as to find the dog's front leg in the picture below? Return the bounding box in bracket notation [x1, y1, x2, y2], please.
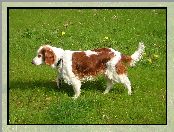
[56, 75, 60, 88]
[57, 76, 62, 88]
[57, 70, 63, 88]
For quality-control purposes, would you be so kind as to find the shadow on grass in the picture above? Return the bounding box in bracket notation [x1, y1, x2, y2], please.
[9, 79, 118, 97]
[9, 80, 73, 97]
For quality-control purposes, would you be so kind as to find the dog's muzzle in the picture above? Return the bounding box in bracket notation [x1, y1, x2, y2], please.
[31, 60, 35, 65]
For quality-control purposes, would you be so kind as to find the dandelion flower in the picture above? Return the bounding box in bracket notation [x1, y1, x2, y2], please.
[153, 54, 159, 58]
[61, 31, 65, 36]
[104, 36, 109, 40]
[147, 58, 152, 64]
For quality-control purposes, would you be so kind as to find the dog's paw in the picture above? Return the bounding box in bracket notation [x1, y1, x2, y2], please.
[71, 96, 78, 100]
[71, 94, 80, 100]
[128, 91, 132, 95]
[56, 83, 60, 88]
[103, 91, 109, 94]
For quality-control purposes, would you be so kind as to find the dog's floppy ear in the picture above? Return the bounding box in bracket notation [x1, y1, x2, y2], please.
[44, 47, 56, 66]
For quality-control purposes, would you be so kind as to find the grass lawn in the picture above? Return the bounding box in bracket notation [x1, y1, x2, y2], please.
[9, 8, 166, 124]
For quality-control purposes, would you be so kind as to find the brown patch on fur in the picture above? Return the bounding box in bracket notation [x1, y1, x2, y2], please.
[92, 48, 112, 53]
[72, 48, 115, 79]
[116, 54, 132, 74]
[121, 54, 132, 65]
[116, 61, 127, 74]
[39, 47, 56, 66]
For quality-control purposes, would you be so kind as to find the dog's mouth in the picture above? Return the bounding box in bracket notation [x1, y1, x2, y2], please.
[31, 59, 39, 65]
[31, 60, 36, 65]
[31, 59, 45, 66]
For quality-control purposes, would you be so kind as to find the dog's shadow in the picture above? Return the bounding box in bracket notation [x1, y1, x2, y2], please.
[9, 79, 108, 97]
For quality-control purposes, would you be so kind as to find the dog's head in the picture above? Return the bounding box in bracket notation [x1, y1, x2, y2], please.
[32, 45, 56, 67]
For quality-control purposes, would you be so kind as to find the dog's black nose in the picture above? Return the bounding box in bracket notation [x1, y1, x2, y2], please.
[31, 60, 34, 64]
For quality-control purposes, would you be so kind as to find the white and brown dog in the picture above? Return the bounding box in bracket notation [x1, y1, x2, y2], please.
[32, 43, 145, 99]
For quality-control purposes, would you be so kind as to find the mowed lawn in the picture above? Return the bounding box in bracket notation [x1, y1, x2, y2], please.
[9, 9, 166, 124]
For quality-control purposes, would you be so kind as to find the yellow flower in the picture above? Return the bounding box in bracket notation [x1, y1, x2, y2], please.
[61, 31, 65, 36]
[104, 36, 109, 40]
[147, 58, 152, 64]
[153, 54, 159, 58]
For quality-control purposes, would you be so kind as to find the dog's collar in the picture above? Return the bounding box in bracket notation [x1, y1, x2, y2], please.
[56, 59, 63, 67]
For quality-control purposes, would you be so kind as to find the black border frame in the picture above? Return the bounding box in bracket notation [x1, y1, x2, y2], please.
[7, 7, 167, 125]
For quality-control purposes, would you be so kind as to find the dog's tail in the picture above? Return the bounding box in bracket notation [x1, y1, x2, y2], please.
[121, 42, 145, 67]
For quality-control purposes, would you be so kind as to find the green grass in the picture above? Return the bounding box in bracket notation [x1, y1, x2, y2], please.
[9, 9, 166, 124]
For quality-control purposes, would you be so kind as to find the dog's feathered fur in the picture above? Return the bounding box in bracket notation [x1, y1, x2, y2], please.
[32, 43, 145, 98]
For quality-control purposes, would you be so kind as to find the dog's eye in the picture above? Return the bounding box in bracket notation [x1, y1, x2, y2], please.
[38, 54, 42, 58]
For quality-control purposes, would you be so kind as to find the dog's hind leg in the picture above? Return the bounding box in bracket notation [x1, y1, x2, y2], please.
[71, 79, 81, 99]
[119, 74, 132, 95]
[103, 78, 114, 94]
